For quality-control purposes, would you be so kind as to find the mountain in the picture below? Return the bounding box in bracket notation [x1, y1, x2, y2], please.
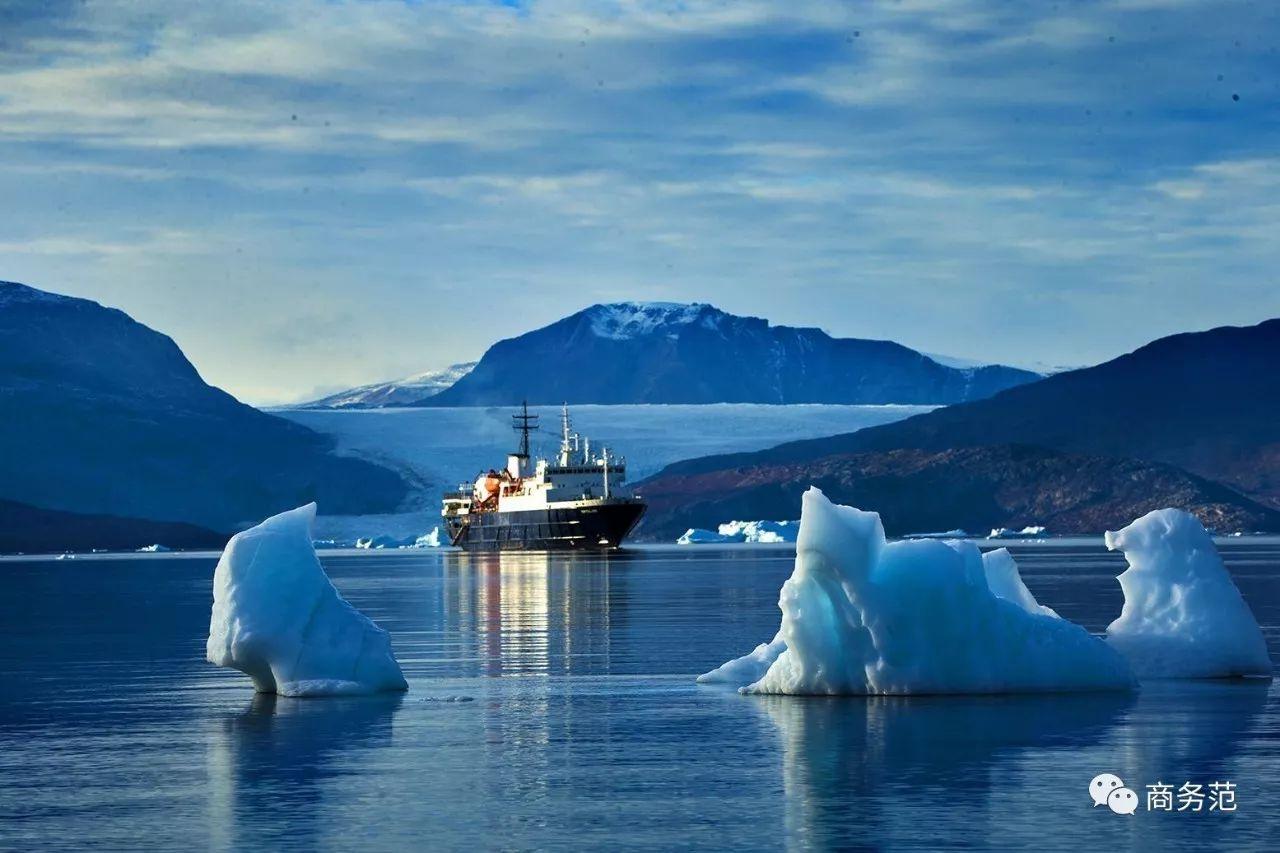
[637, 319, 1280, 535]
[636, 445, 1280, 541]
[423, 302, 1040, 406]
[0, 499, 227, 554]
[0, 281, 409, 542]
[302, 362, 476, 409]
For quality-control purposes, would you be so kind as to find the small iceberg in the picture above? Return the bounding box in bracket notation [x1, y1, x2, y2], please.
[704, 488, 1133, 695]
[313, 527, 445, 550]
[988, 526, 1048, 539]
[677, 520, 799, 545]
[1104, 509, 1271, 679]
[136, 544, 171, 553]
[902, 529, 970, 539]
[206, 503, 408, 697]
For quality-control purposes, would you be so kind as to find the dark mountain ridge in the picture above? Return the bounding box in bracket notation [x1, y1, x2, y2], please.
[0, 281, 409, 538]
[638, 319, 1280, 536]
[424, 302, 1040, 406]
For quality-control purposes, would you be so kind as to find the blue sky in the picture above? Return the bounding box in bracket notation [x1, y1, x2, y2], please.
[1, 0, 1277, 403]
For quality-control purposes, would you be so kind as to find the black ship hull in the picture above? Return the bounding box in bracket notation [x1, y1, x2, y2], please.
[446, 500, 646, 551]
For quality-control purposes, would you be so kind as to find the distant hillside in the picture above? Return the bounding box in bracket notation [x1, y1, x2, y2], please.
[0, 281, 409, 541]
[635, 444, 1280, 541]
[637, 319, 1280, 535]
[655, 318, 1280, 508]
[0, 499, 227, 554]
[302, 361, 476, 409]
[424, 302, 1040, 406]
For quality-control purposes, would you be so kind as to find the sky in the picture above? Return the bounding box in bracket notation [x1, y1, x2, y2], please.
[0, 0, 1277, 404]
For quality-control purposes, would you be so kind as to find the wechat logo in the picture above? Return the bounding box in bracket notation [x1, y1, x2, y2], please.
[1091, 773, 1138, 815]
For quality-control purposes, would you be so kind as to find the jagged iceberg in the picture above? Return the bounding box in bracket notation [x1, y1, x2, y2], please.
[677, 520, 799, 545]
[1104, 509, 1271, 678]
[206, 503, 408, 697]
[702, 488, 1134, 695]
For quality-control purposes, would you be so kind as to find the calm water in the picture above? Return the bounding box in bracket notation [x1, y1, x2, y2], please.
[2, 541, 1280, 851]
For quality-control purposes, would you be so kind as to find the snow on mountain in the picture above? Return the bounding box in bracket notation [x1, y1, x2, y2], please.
[303, 362, 477, 409]
[429, 301, 1042, 406]
[588, 302, 710, 340]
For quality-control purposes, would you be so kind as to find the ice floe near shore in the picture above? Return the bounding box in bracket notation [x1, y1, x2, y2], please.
[1104, 509, 1271, 678]
[705, 488, 1133, 695]
[206, 503, 408, 697]
[677, 520, 799, 544]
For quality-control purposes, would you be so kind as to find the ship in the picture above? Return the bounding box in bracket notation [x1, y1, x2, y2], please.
[441, 403, 647, 550]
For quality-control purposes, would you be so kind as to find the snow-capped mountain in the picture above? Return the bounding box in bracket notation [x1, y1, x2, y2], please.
[302, 362, 476, 409]
[425, 302, 1041, 406]
[0, 280, 408, 546]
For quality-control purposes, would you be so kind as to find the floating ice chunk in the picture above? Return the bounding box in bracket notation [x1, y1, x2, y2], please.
[719, 520, 799, 544]
[697, 632, 787, 684]
[678, 527, 740, 544]
[677, 520, 798, 544]
[903, 529, 970, 539]
[988, 526, 1047, 539]
[705, 488, 1133, 695]
[413, 528, 442, 548]
[1104, 509, 1271, 679]
[136, 544, 171, 553]
[206, 503, 408, 697]
[980, 547, 1057, 617]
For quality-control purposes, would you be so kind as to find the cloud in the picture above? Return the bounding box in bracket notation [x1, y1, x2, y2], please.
[0, 0, 1276, 400]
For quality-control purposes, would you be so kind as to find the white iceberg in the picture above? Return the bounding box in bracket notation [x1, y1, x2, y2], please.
[988, 526, 1047, 539]
[981, 547, 1058, 618]
[414, 527, 442, 548]
[677, 519, 799, 545]
[136, 544, 171, 553]
[1104, 509, 1271, 679]
[697, 633, 787, 685]
[903, 529, 970, 539]
[206, 503, 408, 697]
[703, 488, 1133, 695]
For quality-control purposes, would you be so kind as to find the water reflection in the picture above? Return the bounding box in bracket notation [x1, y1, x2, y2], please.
[207, 693, 403, 849]
[758, 692, 1133, 848]
[442, 550, 617, 676]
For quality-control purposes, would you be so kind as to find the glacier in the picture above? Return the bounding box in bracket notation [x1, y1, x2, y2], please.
[206, 503, 408, 697]
[677, 520, 799, 545]
[1104, 509, 1271, 678]
[702, 488, 1134, 695]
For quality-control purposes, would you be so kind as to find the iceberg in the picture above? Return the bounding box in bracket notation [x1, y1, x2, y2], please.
[136, 544, 171, 553]
[981, 547, 1058, 618]
[206, 503, 408, 697]
[414, 527, 442, 548]
[988, 526, 1047, 539]
[696, 633, 787, 685]
[315, 527, 445, 550]
[903, 529, 970, 539]
[1104, 509, 1271, 679]
[677, 520, 799, 545]
[703, 488, 1133, 695]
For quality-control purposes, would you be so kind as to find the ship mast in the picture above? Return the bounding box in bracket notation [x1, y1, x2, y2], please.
[509, 401, 539, 477]
[558, 403, 574, 467]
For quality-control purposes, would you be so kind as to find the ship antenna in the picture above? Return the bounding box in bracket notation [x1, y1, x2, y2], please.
[512, 400, 539, 458]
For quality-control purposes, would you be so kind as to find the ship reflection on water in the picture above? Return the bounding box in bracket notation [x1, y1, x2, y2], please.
[442, 550, 619, 677]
